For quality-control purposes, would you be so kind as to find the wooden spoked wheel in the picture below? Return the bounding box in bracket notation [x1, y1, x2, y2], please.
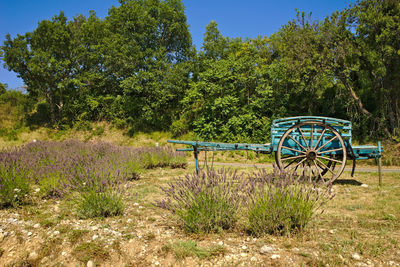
[275, 121, 347, 183]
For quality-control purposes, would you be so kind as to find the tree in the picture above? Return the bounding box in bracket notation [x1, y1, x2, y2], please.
[104, 0, 193, 131]
[2, 12, 74, 125]
[0, 83, 7, 95]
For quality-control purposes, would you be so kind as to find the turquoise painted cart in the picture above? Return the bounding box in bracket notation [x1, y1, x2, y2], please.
[168, 116, 384, 183]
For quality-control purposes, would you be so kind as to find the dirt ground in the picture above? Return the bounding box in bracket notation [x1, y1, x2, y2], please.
[0, 166, 399, 267]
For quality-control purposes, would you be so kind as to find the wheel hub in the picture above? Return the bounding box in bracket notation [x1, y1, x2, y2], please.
[306, 150, 317, 160]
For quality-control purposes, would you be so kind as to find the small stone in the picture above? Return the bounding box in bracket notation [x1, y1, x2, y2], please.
[61, 251, 67, 256]
[28, 251, 39, 261]
[271, 254, 280, 260]
[35, 188, 40, 193]
[91, 226, 99, 231]
[352, 253, 361, 260]
[154, 261, 160, 266]
[218, 241, 223, 246]
[127, 219, 132, 223]
[241, 245, 247, 250]
[53, 230, 60, 235]
[292, 248, 300, 252]
[33, 223, 40, 229]
[361, 184, 369, 188]
[246, 237, 250, 242]
[27, 232, 32, 236]
[240, 253, 247, 257]
[260, 245, 275, 254]
[92, 234, 99, 240]
[250, 256, 257, 261]
[87, 260, 94, 267]
[134, 203, 139, 206]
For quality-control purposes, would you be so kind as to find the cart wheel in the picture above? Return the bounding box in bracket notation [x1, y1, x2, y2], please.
[275, 121, 347, 183]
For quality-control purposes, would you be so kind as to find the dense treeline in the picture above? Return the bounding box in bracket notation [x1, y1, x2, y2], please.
[1, 0, 399, 143]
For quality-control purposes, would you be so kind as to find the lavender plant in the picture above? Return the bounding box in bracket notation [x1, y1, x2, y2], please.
[0, 152, 31, 207]
[245, 168, 335, 236]
[155, 168, 248, 233]
[77, 189, 124, 219]
[0, 140, 187, 213]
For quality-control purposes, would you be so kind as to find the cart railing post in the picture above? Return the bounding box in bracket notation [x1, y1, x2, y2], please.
[378, 141, 382, 187]
[193, 142, 199, 174]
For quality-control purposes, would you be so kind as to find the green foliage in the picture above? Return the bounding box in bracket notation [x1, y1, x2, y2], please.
[76, 190, 124, 219]
[1, 0, 399, 141]
[0, 82, 7, 95]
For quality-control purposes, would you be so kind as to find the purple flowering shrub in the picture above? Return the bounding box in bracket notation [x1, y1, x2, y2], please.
[155, 168, 248, 233]
[156, 167, 334, 235]
[246, 168, 335, 236]
[0, 152, 31, 207]
[76, 190, 124, 219]
[0, 140, 187, 214]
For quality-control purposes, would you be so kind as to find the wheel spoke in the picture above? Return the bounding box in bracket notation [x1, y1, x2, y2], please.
[318, 148, 343, 154]
[313, 127, 327, 150]
[298, 127, 309, 149]
[312, 160, 321, 178]
[291, 157, 307, 174]
[316, 135, 338, 152]
[317, 155, 343, 164]
[284, 158, 298, 169]
[310, 124, 313, 149]
[287, 135, 308, 152]
[281, 145, 306, 154]
[281, 155, 306, 161]
[315, 158, 334, 175]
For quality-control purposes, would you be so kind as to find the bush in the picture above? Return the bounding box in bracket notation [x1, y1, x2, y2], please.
[0, 154, 31, 208]
[76, 190, 124, 219]
[245, 169, 334, 236]
[155, 168, 247, 233]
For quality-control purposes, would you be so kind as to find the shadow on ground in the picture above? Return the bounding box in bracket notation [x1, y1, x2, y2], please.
[333, 179, 363, 186]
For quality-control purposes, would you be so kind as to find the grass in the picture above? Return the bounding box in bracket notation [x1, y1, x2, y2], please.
[0, 149, 399, 266]
[68, 229, 90, 244]
[162, 240, 225, 260]
[72, 241, 110, 263]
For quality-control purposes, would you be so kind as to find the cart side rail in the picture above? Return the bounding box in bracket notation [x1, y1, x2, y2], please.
[271, 116, 352, 151]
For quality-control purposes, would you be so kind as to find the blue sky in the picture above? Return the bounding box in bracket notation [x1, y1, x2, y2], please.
[0, 0, 351, 89]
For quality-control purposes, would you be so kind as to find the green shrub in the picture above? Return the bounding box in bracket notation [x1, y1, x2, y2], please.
[170, 118, 189, 137]
[76, 190, 124, 219]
